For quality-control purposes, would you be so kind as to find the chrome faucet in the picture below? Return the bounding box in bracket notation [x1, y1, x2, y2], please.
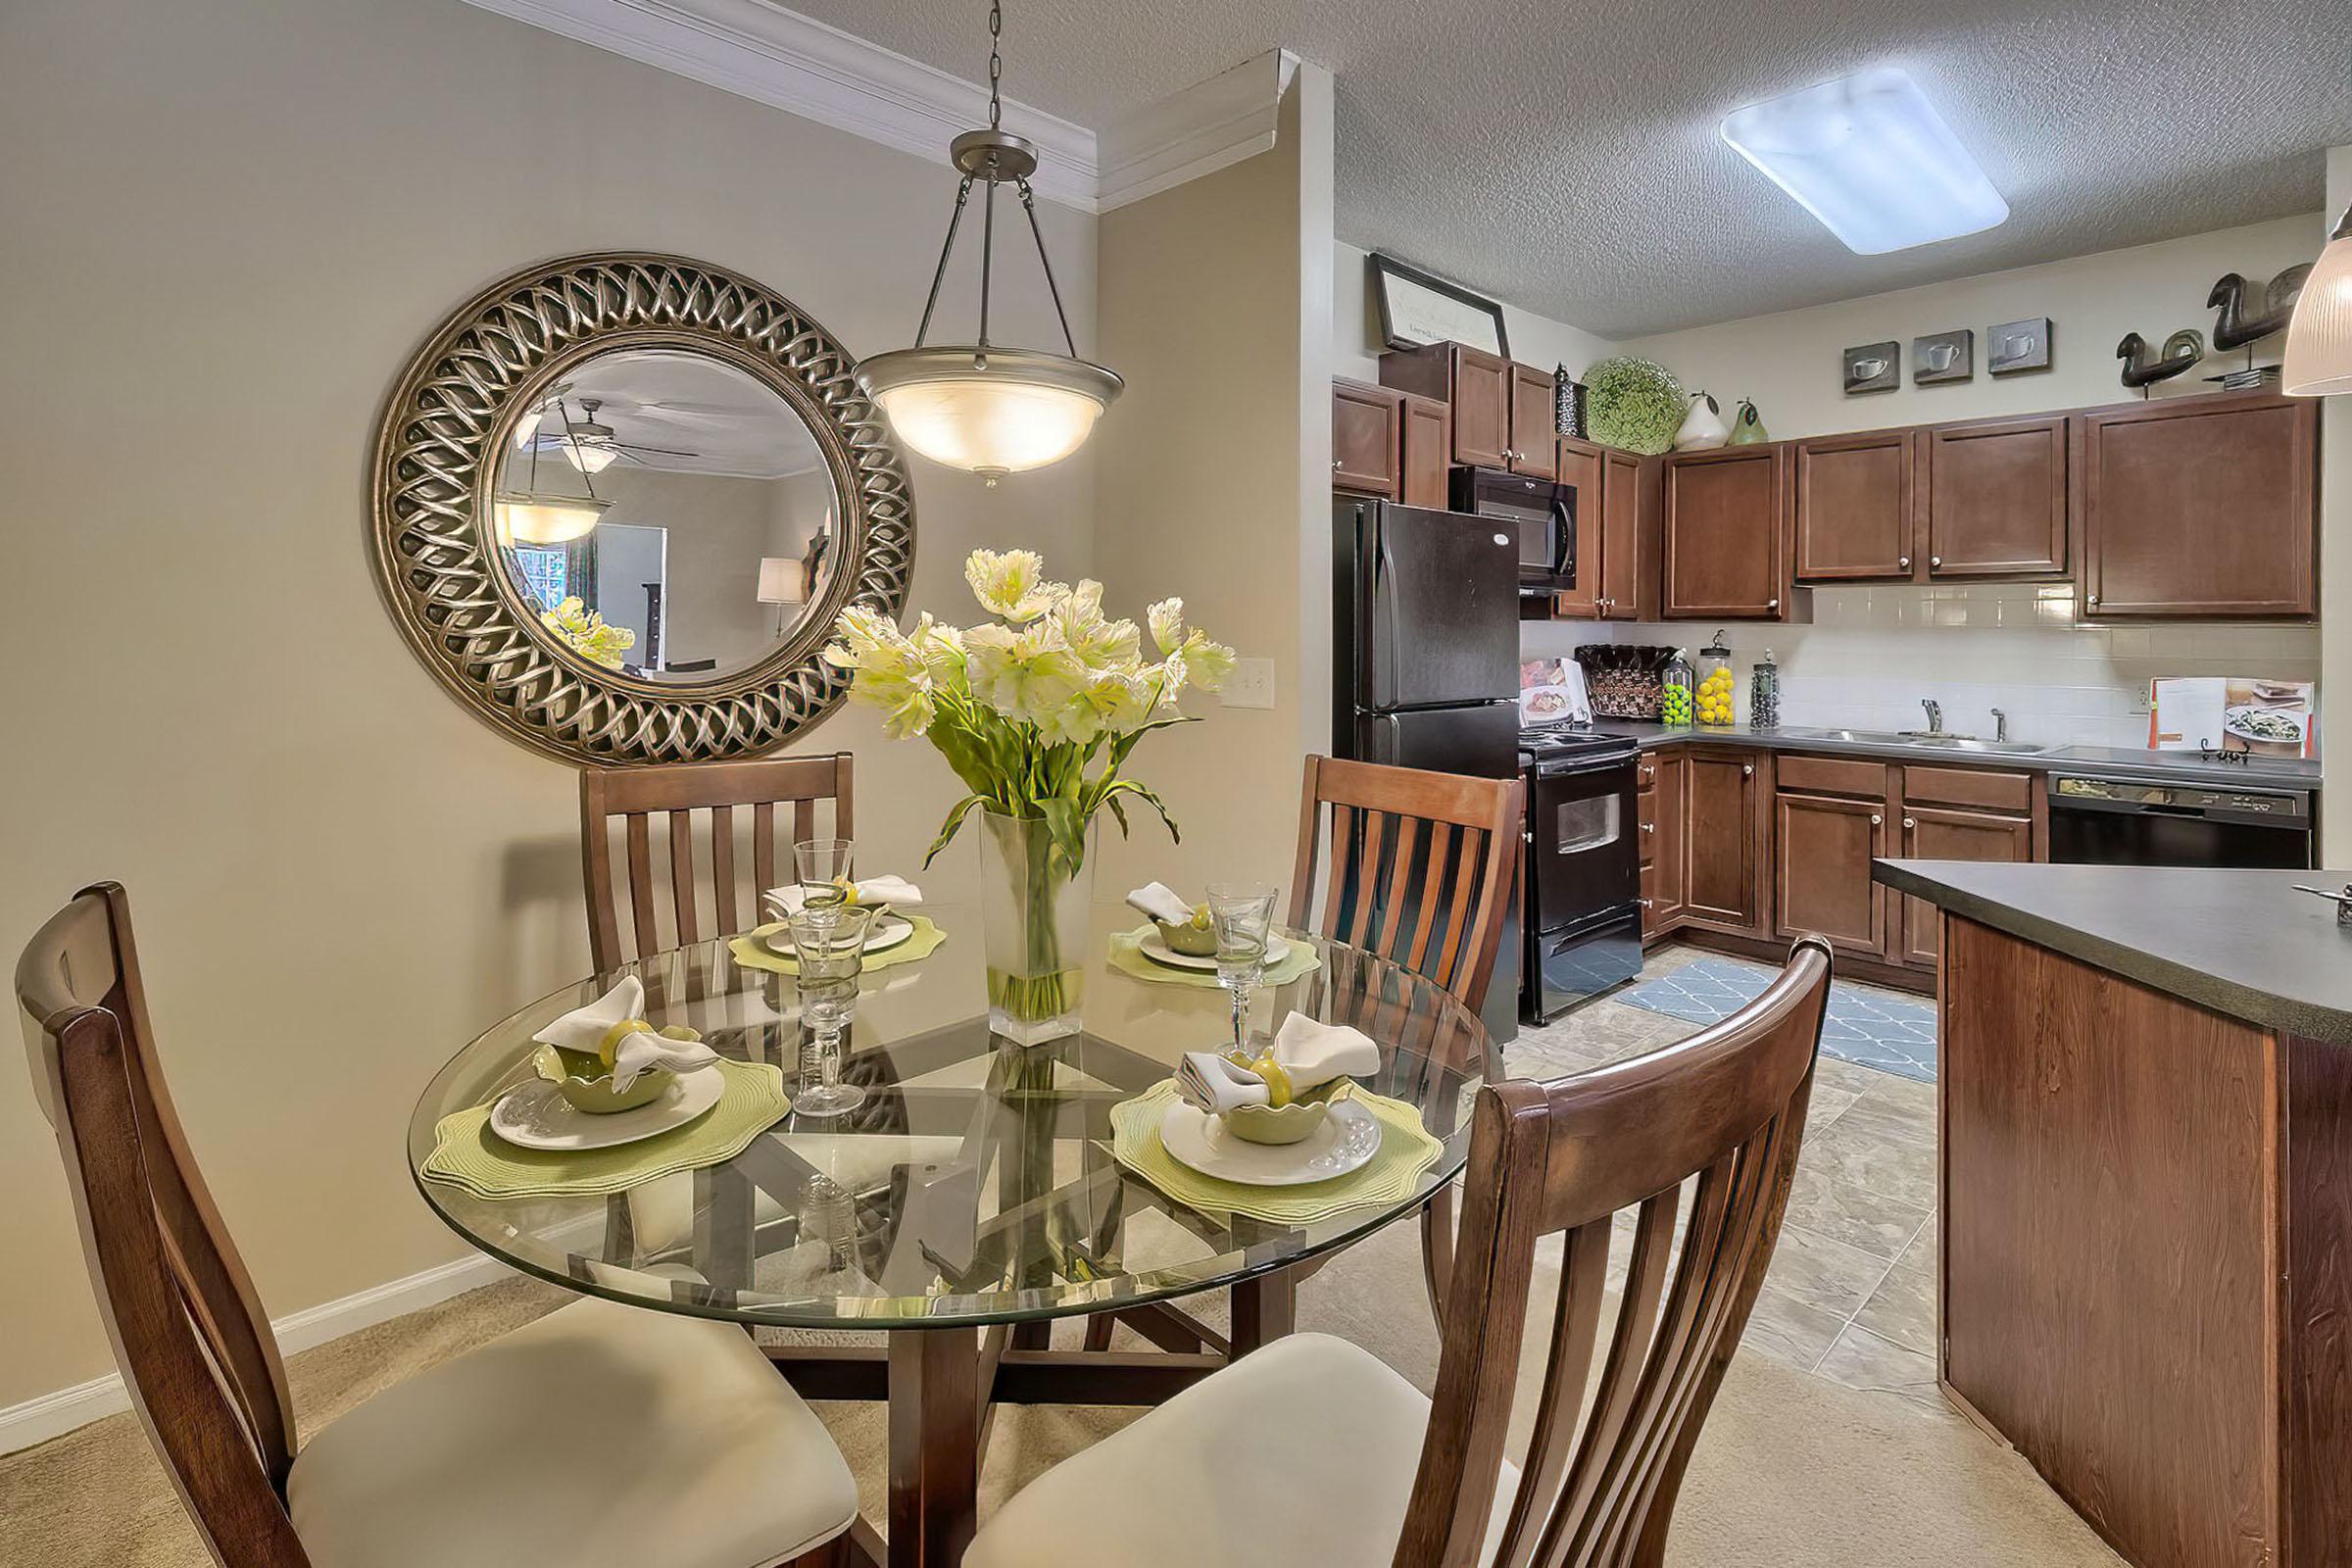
[1990, 707, 2009, 743]
[1921, 699, 1943, 735]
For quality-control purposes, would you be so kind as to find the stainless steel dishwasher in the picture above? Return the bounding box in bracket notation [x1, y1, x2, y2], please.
[2046, 773, 2316, 868]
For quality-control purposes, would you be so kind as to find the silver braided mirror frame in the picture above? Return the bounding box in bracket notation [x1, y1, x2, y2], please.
[370, 252, 914, 764]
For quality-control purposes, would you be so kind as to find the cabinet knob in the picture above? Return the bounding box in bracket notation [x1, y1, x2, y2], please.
[1741, 763, 1755, 776]
[1642, 822, 1655, 834]
[1871, 813, 1883, 825]
[1332, 457, 1342, 469]
[1638, 898, 1653, 909]
[1898, 555, 1911, 568]
[1767, 598, 1780, 611]
[1930, 555, 1941, 568]
[2087, 593, 2100, 607]
[1903, 816, 1916, 829]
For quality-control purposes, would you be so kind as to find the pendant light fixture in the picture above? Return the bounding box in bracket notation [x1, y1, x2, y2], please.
[494, 398, 610, 545]
[855, 0, 1120, 483]
[2283, 204, 2352, 398]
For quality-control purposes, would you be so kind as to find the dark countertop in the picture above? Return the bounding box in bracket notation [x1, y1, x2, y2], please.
[1583, 719, 2321, 792]
[1872, 860, 2352, 1043]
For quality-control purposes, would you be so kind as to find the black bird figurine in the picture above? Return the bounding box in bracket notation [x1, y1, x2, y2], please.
[2116, 330, 2201, 392]
[2208, 272, 2297, 351]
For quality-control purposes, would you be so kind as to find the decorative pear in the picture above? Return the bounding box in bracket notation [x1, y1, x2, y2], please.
[1673, 391, 1729, 452]
[1727, 399, 1769, 445]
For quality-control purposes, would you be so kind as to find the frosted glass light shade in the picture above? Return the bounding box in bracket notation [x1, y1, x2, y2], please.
[757, 556, 808, 605]
[493, 495, 607, 546]
[563, 440, 620, 474]
[2283, 211, 2352, 398]
[858, 346, 1120, 478]
[1720, 67, 2008, 255]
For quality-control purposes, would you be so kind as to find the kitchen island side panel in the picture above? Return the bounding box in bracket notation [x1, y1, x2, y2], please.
[1939, 914, 2278, 1568]
[2285, 1033, 2352, 1566]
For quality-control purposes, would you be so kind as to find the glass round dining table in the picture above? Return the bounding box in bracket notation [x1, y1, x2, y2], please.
[408, 899, 1490, 1568]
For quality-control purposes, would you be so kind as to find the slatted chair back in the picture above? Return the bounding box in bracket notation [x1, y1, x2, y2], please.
[580, 754, 854, 971]
[1394, 938, 1832, 1568]
[18, 882, 311, 1568]
[1289, 756, 1523, 1013]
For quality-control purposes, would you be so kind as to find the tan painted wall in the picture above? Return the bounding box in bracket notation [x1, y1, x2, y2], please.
[2324, 147, 2351, 867]
[1091, 67, 1336, 896]
[0, 0, 1095, 1409]
[1621, 215, 2323, 439]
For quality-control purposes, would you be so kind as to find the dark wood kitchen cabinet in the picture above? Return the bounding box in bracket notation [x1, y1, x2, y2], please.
[1379, 340, 1511, 469]
[1398, 391, 1449, 508]
[1662, 444, 1802, 620]
[1552, 437, 1605, 616]
[1896, 805, 2034, 967]
[1921, 413, 2070, 578]
[1773, 791, 1888, 957]
[2079, 392, 2319, 618]
[1792, 428, 1916, 581]
[1599, 449, 1648, 620]
[1507, 362, 1558, 478]
[1638, 750, 1686, 937]
[1332, 379, 1401, 498]
[1681, 747, 1760, 932]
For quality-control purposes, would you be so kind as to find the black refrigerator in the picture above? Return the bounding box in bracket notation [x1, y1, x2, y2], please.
[1331, 497, 1521, 1047]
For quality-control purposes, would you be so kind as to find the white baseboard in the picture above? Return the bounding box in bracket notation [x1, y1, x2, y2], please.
[0, 1252, 509, 1456]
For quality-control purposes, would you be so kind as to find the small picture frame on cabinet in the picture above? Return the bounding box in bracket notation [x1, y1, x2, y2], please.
[1842, 340, 1900, 394]
[1914, 328, 1975, 385]
[1988, 317, 2053, 375]
[1370, 252, 1509, 358]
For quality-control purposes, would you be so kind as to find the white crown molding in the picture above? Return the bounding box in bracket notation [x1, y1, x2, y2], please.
[0, 1251, 507, 1455]
[463, 0, 1100, 209]
[1097, 51, 1298, 212]
[463, 1, 1300, 217]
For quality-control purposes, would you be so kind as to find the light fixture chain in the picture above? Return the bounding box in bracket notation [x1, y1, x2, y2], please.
[987, 0, 1003, 129]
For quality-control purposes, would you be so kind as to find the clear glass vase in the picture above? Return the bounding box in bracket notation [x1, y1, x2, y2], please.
[976, 810, 1094, 1046]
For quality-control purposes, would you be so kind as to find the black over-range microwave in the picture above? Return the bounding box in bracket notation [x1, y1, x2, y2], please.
[1449, 466, 1575, 594]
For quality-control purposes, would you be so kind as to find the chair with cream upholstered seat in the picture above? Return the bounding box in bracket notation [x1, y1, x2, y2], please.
[966, 938, 1832, 1568]
[17, 881, 860, 1568]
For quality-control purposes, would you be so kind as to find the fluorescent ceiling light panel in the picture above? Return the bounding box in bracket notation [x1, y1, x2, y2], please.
[1720, 67, 2008, 255]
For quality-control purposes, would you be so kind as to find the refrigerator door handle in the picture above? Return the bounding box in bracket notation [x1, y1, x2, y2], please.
[1381, 711, 1402, 762]
[1375, 512, 1402, 707]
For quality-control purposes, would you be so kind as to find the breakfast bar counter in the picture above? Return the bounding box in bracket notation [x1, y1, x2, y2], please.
[1873, 860, 2352, 1568]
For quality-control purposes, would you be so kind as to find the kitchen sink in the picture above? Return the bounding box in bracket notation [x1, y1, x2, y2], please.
[1775, 726, 2057, 757]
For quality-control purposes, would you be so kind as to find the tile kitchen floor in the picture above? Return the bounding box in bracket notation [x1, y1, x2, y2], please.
[1503, 944, 1949, 1426]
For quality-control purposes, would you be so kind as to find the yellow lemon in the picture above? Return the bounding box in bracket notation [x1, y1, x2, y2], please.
[657, 1024, 701, 1044]
[1192, 902, 1212, 929]
[1248, 1053, 1295, 1106]
[598, 1017, 653, 1068]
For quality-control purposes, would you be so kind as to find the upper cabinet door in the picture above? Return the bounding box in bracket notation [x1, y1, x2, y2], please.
[1448, 346, 1512, 468]
[1398, 392, 1451, 509]
[1552, 438, 1604, 616]
[1663, 445, 1791, 619]
[1507, 363, 1559, 479]
[2079, 394, 2318, 618]
[1599, 450, 1645, 620]
[1921, 414, 2069, 577]
[1793, 429, 1916, 581]
[1332, 379, 1402, 498]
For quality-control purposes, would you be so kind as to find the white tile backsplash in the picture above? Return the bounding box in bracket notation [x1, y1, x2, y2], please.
[1523, 584, 2321, 750]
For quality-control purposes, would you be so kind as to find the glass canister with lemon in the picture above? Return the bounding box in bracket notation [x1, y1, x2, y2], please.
[1695, 632, 1739, 728]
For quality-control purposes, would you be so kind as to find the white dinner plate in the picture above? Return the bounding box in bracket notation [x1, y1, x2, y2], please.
[1136, 928, 1294, 972]
[489, 1069, 725, 1152]
[2223, 705, 2307, 745]
[1156, 1097, 1381, 1186]
[762, 910, 915, 958]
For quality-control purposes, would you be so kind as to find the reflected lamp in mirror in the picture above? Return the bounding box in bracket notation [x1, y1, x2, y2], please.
[2284, 205, 2352, 398]
[759, 557, 808, 606]
[494, 494, 609, 546]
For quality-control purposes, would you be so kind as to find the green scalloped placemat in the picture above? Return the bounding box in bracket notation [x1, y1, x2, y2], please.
[1106, 925, 1322, 990]
[421, 1057, 791, 1200]
[1109, 1079, 1442, 1225]
[728, 913, 946, 976]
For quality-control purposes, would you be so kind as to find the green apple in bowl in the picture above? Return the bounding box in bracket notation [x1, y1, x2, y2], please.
[1155, 902, 1218, 957]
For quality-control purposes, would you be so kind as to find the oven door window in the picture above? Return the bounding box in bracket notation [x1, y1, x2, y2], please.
[1533, 768, 1640, 926]
[1551, 793, 1620, 855]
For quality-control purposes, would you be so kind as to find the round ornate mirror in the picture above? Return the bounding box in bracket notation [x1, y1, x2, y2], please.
[372, 254, 914, 765]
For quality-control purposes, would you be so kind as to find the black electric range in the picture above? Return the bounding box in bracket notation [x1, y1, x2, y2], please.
[1518, 724, 1644, 1023]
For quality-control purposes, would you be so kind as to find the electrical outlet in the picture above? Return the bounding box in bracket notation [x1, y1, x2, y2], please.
[2127, 684, 2153, 714]
[1221, 658, 1276, 710]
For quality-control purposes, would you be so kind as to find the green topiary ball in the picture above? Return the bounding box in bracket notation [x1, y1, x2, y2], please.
[1583, 357, 1686, 455]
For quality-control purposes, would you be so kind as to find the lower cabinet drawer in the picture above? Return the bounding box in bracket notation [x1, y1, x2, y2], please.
[1904, 764, 2034, 813]
[1775, 754, 1888, 800]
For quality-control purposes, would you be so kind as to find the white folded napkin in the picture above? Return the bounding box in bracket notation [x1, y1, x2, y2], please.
[1126, 881, 1195, 926]
[761, 874, 924, 922]
[1173, 1012, 1382, 1114]
[534, 974, 721, 1093]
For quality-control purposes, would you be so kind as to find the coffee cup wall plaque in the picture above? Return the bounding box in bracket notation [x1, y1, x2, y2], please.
[1842, 341, 1899, 394]
[1913, 328, 1974, 385]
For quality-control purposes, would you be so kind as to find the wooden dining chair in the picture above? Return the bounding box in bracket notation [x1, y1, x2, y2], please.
[580, 752, 854, 971]
[966, 938, 1832, 1568]
[18, 881, 861, 1568]
[1291, 755, 1524, 1017]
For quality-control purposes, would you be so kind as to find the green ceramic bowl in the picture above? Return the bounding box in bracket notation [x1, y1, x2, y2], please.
[1154, 918, 1218, 957]
[535, 1043, 672, 1114]
[1219, 1078, 1349, 1145]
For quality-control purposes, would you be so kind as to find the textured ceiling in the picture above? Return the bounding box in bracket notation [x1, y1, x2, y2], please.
[778, 0, 2352, 336]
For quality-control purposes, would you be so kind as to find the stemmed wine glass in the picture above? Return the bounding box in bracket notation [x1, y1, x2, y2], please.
[794, 837, 856, 911]
[1206, 882, 1277, 1058]
[790, 905, 870, 1118]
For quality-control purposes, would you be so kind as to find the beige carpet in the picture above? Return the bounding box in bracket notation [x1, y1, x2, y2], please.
[2, 1221, 2117, 1566]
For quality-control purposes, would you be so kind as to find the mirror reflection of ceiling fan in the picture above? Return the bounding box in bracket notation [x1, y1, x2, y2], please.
[514, 391, 703, 473]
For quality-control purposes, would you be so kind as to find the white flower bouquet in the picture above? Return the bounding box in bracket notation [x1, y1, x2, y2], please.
[824, 549, 1235, 1040]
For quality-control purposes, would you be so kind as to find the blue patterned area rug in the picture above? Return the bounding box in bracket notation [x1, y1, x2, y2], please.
[1618, 956, 1936, 1082]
